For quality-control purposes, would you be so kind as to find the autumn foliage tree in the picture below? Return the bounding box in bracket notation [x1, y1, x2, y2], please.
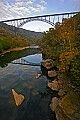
[0, 25, 31, 53]
[38, 13, 80, 85]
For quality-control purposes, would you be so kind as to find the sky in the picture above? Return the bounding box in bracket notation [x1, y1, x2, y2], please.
[0, 0, 80, 32]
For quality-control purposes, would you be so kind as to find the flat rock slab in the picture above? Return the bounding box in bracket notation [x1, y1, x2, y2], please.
[50, 97, 59, 111]
[12, 89, 24, 106]
[41, 59, 54, 69]
[48, 79, 59, 91]
[59, 91, 80, 120]
[48, 70, 57, 78]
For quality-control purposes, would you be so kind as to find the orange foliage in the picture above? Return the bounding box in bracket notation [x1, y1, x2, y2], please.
[58, 51, 77, 72]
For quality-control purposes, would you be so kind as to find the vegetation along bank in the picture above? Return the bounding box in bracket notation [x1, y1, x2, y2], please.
[0, 22, 43, 53]
[39, 13, 80, 120]
[0, 12, 80, 120]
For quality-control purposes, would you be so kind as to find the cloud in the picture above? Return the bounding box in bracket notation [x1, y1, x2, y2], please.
[40, 0, 47, 5]
[15, 0, 35, 6]
[0, 0, 47, 20]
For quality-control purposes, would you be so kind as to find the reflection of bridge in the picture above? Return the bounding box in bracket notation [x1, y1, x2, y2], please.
[12, 58, 41, 66]
[0, 12, 80, 29]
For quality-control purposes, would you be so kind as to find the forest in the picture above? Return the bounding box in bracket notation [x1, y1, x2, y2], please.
[0, 13, 80, 86]
[38, 13, 80, 86]
[0, 22, 43, 53]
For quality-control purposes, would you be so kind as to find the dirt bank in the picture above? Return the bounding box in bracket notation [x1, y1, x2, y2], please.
[0, 46, 30, 56]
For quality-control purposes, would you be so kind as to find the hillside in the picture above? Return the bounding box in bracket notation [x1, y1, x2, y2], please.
[38, 13, 80, 120]
[0, 22, 43, 52]
[38, 13, 80, 85]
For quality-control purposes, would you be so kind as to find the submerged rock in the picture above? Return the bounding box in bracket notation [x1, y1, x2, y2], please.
[12, 89, 24, 106]
[36, 73, 41, 78]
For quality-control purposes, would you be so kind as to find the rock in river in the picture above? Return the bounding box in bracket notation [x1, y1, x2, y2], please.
[12, 89, 24, 106]
[48, 79, 59, 91]
[48, 70, 57, 78]
[41, 59, 55, 69]
[36, 73, 41, 78]
[50, 97, 59, 111]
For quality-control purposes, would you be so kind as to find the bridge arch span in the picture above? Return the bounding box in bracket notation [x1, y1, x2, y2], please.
[0, 11, 79, 30]
[17, 17, 54, 28]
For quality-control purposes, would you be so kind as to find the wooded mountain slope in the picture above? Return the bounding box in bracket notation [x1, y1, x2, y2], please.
[0, 22, 43, 52]
[38, 13, 80, 86]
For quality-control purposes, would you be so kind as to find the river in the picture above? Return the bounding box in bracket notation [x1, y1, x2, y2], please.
[0, 48, 57, 120]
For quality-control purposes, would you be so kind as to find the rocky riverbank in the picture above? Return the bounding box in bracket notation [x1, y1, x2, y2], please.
[41, 59, 80, 120]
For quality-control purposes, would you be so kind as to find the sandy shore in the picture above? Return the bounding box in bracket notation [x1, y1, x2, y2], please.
[0, 46, 30, 55]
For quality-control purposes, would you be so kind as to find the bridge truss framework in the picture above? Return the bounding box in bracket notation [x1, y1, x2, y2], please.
[0, 11, 80, 29]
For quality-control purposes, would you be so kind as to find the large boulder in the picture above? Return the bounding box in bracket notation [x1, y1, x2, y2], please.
[48, 79, 59, 91]
[41, 59, 55, 70]
[50, 97, 59, 111]
[58, 91, 80, 120]
[51, 91, 80, 120]
[48, 70, 58, 78]
[55, 105, 71, 120]
[12, 89, 24, 106]
[58, 89, 67, 98]
[50, 97, 71, 120]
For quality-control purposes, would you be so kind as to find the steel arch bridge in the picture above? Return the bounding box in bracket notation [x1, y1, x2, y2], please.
[0, 11, 80, 29]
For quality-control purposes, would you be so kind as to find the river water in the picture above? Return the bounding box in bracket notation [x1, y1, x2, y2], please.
[0, 48, 57, 120]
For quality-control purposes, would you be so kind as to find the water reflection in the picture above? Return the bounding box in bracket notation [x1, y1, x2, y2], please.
[0, 48, 57, 120]
[12, 54, 42, 66]
[0, 48, 39, 68]
[0, 67, 55, 120]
